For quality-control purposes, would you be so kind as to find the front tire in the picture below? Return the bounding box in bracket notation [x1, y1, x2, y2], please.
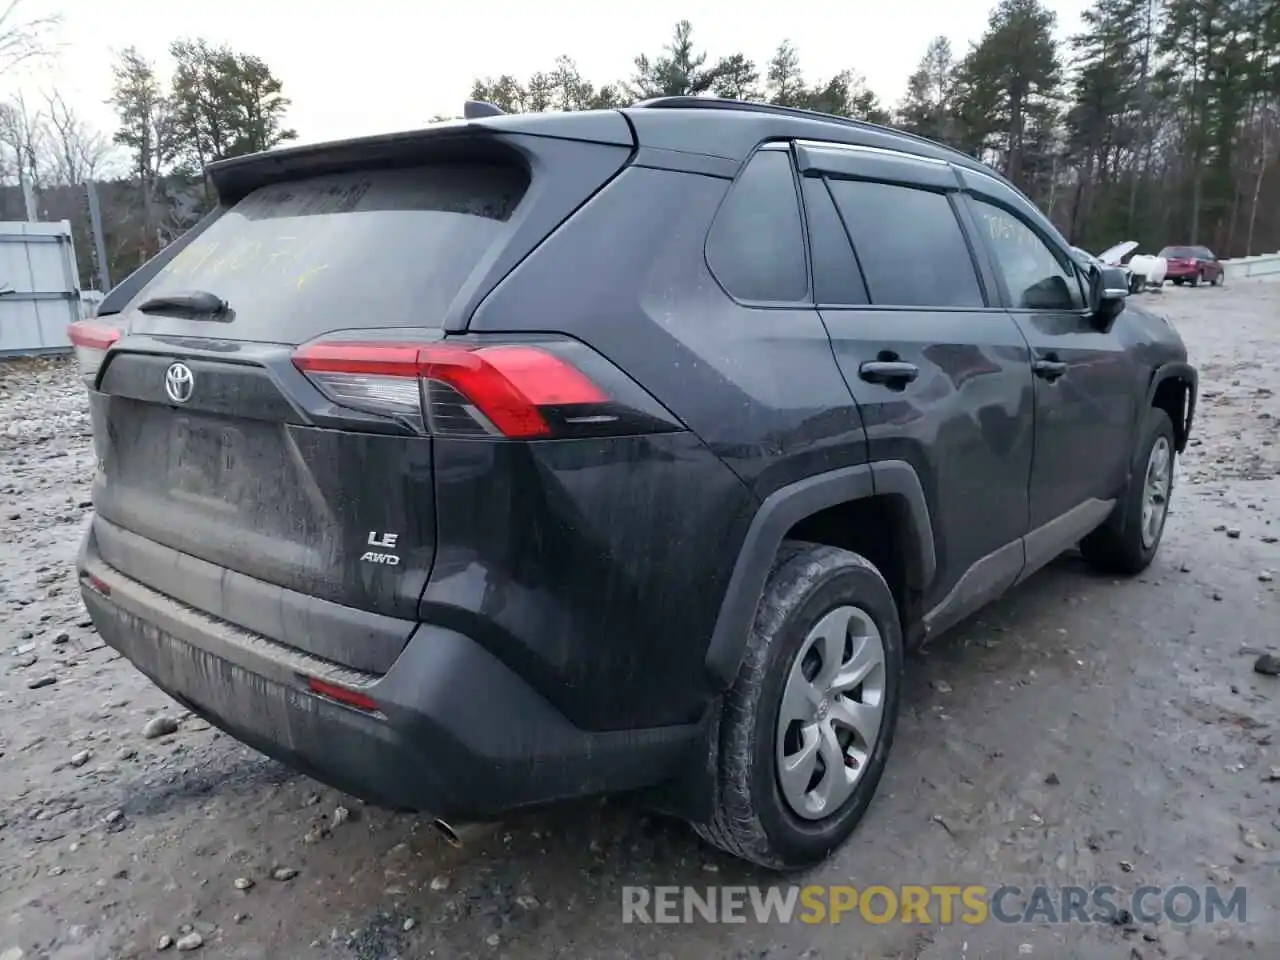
[694, 542, 903, 870]
[1080, 408, 1176, 575]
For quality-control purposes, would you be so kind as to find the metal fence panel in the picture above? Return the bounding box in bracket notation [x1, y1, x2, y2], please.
[0, 220, 82, 357]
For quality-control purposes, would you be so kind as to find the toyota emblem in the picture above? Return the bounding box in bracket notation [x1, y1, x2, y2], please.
[164, 362, 194, 404]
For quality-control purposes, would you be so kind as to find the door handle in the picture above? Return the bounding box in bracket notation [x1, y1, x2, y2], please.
[1032, 358, 1068, 381]
[858, 361, 919, 385]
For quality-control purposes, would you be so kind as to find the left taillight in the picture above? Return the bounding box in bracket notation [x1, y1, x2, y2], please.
[292, 337, 676, 440]
[67, 320, 121, 387]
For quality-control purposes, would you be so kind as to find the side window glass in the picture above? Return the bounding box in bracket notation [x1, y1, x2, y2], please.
[825, 179, 984, 308]
[971, 199, 1084, 311]
[706, 149, 808, 303]
[801, 176, 868, 305]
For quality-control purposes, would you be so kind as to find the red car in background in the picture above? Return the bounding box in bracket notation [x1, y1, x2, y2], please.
[1158, 245, 1224, 286]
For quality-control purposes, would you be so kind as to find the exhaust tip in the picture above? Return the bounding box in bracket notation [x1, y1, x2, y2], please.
[432, 819, 463, 848]
[430, 819, 497, 848]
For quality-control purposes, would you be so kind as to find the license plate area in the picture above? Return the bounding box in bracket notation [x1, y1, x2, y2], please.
[167, 414, 251, 510]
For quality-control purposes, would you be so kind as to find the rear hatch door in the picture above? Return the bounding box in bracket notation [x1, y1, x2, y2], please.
[85, 118, 634, 670]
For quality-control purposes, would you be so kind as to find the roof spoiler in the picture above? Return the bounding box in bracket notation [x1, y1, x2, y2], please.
[464, 100, 506, 119]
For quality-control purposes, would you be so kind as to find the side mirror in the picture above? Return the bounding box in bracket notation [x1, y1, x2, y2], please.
[1087, 263, 1128, 326]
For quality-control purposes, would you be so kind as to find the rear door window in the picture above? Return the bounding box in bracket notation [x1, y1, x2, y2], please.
[824, 179, 984, 308]
[131, 163, 529, 342]
[705, 149, 809, 303]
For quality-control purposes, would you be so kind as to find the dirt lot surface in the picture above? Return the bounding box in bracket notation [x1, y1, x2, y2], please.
[2, 283, 1279, 960]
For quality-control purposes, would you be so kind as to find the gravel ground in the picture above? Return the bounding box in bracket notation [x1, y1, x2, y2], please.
[2, 283, 1278, 960]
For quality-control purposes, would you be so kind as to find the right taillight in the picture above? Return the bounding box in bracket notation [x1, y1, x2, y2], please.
[292, 339, 641, 439]
[67, 320, 121, 386]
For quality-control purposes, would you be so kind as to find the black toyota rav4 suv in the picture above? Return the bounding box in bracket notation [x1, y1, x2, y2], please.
[72, 97, 1197, 870]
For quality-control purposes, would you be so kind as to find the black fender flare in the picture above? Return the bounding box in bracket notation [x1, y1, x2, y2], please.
[703, 459, 936, 689]
[1143, 361, 1198, 453]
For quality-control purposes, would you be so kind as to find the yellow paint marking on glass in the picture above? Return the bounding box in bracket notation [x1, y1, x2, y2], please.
[297, 264, 330, 289]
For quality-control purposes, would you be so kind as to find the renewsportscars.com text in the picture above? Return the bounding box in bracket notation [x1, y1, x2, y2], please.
[621, 884, 1247, 926]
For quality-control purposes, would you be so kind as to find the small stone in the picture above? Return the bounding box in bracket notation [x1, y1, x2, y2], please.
[175, 932, 202, 951]
[1260, 571, 1274, 583]
[1212, 591, 1223, 601]
[1264, 767, 1280, 783]
[1208, 865, 1233, 884]
[142, 716, 179, 739]
[13, 654, 36, 668]
[117, 746, 137, 761]
[303, 793, 321, 807]
[1240, 826, 1267, 850]
[104, 809, 124, 825]
[701, 862, 719, 873]
[1226, 528, 1241, 539]
[70, 750, 91, 768]
[430, 875, 450, 891]
[234, 877, 254, 890]
[303, 827, 327, 844]
[932, 679, 953, 694]
[486, 934, 500, 947]
[402, 918, 415, 932]
[48, 865, 65, 877]
[155, 934, 173, 951]
[53, 632, 70, 645]
[1254, 654, 1280, 677]
[270, 867, 298, 881]
[516, 895, 540, 910]
[26, 675, 56, 690]
[1120, 859, 1134, 872]
[1044, 772, 1060, 786]
[332, 806, 350, 828]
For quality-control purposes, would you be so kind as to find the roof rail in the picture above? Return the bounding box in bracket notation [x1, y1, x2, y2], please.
[631, 96, 979, 169]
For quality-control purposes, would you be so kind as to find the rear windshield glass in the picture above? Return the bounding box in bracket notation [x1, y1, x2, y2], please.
[1159, 246, 1196, 258]
[130, 163, 529, 342]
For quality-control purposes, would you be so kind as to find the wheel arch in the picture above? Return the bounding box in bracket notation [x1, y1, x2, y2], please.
[703, 460, 936, 691]
[1146, 361, 1198, 454]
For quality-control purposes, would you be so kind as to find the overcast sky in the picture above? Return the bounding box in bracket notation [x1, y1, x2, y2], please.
[9, 0, 1093, 151]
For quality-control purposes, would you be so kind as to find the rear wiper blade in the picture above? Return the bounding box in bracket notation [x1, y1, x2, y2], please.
[136, 290, 230, 319]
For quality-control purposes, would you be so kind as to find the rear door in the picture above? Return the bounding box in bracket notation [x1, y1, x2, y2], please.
[796, 141, 1035, 631]
[1194, 246, 1222, 282]
[79, 127, 634, 667]
[957, 171, 1137, 537]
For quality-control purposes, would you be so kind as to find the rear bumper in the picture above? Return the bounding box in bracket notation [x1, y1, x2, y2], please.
[1164, 264, 1199, 278]
[77, 526, 702, 818]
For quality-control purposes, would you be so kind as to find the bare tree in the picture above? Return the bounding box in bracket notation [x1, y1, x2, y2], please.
[0, 91, 48, 217]
[42, 89, 112, 184]
[0, 0, 59, 74]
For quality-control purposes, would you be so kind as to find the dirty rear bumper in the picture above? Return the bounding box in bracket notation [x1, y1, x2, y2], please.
[77, 524, 702, 819]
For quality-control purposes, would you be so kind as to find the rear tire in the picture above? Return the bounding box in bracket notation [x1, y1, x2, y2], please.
[1080, 407, 1176, 576]
[693, 541, 903, 871]
[1190, 272, 1200, 287]
[1172, 278, 1184, 286]
[1211, 272, 1222, 287]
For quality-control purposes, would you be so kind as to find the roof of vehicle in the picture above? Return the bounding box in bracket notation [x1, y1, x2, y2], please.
[623, 97, 1004, 179]
[205, 96, 1018, 198]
